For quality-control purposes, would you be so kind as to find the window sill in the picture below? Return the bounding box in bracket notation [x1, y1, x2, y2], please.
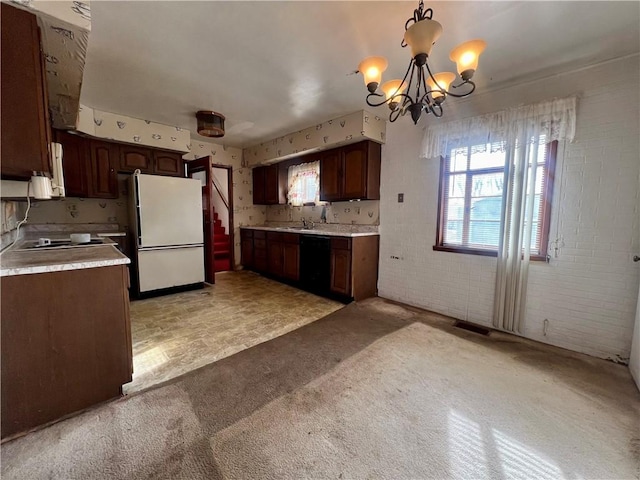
[432, 245, 548, 262]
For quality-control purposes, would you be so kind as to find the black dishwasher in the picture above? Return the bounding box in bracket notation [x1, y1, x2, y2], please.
[300, 235, 331, 295]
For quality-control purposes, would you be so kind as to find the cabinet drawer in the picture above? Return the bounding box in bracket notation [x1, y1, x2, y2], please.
[267, 231, 284, 242]
[253, 230, 266, 240]
[331, 237, 351, 250]
[254, 239, 266, 250]
[241, 229, 254, 239]
[283, 233, 300, 244]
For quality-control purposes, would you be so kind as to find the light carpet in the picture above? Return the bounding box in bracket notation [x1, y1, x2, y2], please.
[2, 299, 639, 479]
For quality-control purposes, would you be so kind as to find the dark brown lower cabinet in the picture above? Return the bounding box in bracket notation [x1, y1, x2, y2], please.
[253, 231, 267, 272]
[241, 228, 378, 301]
[282, 234, 300, 282]
[1, 265, 132, 439]
[330, 239, 352, 296]
[241, 229, 254, 269]
[267, 232, 284, 277]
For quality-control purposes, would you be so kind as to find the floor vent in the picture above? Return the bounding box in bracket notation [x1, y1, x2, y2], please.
[453, 321, 491, 336]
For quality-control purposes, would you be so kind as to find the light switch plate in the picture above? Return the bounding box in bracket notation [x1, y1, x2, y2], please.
[398, 193, 404, 203]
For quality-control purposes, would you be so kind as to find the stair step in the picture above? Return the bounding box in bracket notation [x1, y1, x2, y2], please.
[214, 234, 229, 242]
[214, 258, 230, 272]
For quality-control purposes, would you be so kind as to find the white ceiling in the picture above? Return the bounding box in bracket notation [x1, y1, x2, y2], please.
[80, 1, 640, 148]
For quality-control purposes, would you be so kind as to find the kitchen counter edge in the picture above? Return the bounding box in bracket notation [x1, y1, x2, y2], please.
[1, 245, 131, 277]
[241, 226, 379, 237]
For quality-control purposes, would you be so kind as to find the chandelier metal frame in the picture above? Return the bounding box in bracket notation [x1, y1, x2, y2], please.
[362, 1, 483, 125]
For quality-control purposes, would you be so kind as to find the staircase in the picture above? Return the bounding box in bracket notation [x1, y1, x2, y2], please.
[213, 210, 231, 272]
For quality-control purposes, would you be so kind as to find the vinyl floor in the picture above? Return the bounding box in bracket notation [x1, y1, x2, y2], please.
[125, 270, 344, 393]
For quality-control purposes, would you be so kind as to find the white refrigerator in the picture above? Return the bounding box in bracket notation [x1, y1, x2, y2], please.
[131, 173, 205, 294]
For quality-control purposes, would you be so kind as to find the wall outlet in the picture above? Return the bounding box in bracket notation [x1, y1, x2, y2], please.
[398, 193, 404, 203]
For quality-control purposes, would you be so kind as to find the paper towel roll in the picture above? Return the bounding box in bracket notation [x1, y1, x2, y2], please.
[31, 175, 53, 199]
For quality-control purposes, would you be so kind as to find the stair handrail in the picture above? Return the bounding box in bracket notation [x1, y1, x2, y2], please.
[211, 174, 229, 210]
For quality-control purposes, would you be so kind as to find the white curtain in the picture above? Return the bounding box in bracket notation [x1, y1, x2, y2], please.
[423, 96, 577, 332]
[287, 161, 320, 206]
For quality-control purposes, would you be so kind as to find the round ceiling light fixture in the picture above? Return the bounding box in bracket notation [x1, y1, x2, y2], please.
[196, 110, 225, 138]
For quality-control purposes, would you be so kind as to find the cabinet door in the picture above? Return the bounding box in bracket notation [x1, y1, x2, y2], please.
[264, 164, 280, 205]
[342, 142, 368, 200]
[241, 237, 254, 268]
[154, 151, 184, 177]
[1, 3, 51, 180]
[55, 130, 89, 197]
[252, 167, 266, 204]
[319, 150, 342, 202]
[89, 141, 118, 199]
[283, 243, 300, 281]
[330, 248, 352, 296]
[267, 240, 284, 277]
[119, 146, 153, 173]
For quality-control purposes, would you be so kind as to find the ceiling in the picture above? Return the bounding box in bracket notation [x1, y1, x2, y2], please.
[80, 1, 640, 148]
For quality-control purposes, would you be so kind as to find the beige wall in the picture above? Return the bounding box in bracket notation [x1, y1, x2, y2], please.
[26, 175, 130, 230]
[266, 200, 379, 226]
[1, 200, 27, 249]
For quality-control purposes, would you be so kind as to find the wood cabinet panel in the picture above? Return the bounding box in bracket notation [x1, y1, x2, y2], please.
[89, 140, 118, 199]
[241, 237, 254, 268]
[55, 130, 89, 197]
[252, 167, 266, 204]
[342, 143, 368, 200]
[153, 151, 184, 177]
[1, 3, 51, 180]
[319, 141, 381, 202]
[319, 150, 342, 202]
[1, 265, 132, 439]
[330, 247, 352, 296]
[119, 146, 153, 173]
[253, 165, 284, 205]
[267, 240, 284, 277]
[264, 165, 279, 204]
[283, 243, 300, 281]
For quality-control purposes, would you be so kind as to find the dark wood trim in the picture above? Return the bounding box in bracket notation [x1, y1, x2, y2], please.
[538, 141, 558, 259]
[435, 155, 447, 247]
[433, 245, 498, 257]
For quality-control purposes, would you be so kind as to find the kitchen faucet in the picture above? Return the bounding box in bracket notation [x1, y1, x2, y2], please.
[301, 217, 307, 228]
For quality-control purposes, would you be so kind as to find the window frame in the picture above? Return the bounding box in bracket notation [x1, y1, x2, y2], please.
[434, 141, 557, 261]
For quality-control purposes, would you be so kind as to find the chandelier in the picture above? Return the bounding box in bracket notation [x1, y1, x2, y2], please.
[359, 1, 486, 125]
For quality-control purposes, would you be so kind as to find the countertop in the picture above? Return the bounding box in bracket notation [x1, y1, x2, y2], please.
[242, 225, 379, 238]
[1, 245, 130, 277]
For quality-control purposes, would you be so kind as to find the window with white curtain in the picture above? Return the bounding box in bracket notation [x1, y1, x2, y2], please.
[287, 160, 320, 206]
[435, 137, 557, 259]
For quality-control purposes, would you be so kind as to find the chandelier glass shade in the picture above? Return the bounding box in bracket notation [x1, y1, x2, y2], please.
[359, 1, 486, 125]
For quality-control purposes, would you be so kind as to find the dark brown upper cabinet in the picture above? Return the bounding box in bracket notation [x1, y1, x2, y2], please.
[1, 3, 51, 180]
[320, 141, 381, 202]
[88, 140, 118, 199]
[55, 130, 89, 197]
[252, 164, 285, 205]
[252, 167, 266, 204]
[153, 151, 184, 177]
[119, 146, 153, 174]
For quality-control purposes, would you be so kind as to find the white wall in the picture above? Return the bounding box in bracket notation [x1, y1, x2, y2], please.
[379, 55, 640, 362]
[630, 288, 640, 389]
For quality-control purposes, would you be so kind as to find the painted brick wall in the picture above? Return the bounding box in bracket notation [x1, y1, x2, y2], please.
[378, 55, 640, 361]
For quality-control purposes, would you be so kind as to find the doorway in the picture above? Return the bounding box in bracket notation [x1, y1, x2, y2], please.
[211, 165, 233, 273]
[187, 157, 233, 283]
